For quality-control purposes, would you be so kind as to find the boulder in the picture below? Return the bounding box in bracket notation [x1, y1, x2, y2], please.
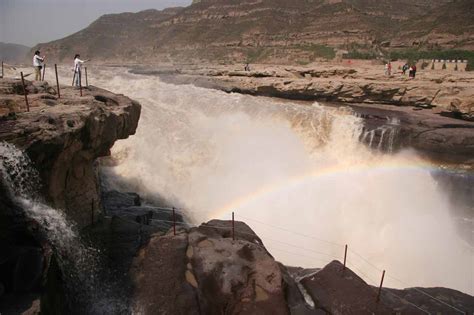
[301, 261, 394, 314]
[130, 220, 291, 315]
[0, 78, 141, 227]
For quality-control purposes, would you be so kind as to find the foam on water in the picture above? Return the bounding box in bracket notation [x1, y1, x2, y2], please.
[70, 67, 474, 294]
[0, 142, 127, 314]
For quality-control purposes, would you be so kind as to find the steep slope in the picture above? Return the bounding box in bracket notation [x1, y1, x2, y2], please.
[32, 0, 468, 64]
[0, 43, 31, 63]
[396, 0, 474, 49]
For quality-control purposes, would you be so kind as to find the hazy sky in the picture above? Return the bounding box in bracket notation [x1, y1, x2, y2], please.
[0, 0, 192, 47]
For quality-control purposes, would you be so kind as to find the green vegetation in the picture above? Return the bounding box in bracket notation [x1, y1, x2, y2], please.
[388, 49, 474, 71]
[293, 44, 336, 60]
[245, 48, 273, 63]
[343, 50, 378, 60]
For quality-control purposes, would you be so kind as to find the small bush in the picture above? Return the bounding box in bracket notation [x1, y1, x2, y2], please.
[466, 62, 473, 72]
[442, 63, 447, 70]
[421, 61, 429, 70]
[343, 50, 377, 60]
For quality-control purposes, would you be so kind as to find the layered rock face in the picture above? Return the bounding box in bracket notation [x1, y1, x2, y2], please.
[32, 0, 469, 64]
[0, 78, 141, 227]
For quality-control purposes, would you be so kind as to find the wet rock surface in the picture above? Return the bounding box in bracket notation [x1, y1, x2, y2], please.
[0, 77, 141, 227]
[131, 220, 290, 315]
[0, 77, 141, 314]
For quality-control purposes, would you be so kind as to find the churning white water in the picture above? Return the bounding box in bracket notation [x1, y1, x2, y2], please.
[84, 67, 472, 294]
[0, 142, 126, 314]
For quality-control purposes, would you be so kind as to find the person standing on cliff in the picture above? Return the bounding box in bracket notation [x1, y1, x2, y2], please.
[33, 51, 45, 81]
[73, 54, 89, 87]
[402, 63, 409, 75]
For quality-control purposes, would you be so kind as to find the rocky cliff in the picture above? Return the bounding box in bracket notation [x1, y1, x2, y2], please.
[31, 0, 470, 65]
[0, 78, 141, 227]
[0, 43, 31, 64]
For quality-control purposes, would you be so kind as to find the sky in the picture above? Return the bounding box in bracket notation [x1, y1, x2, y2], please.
[0, 0, 192, 47]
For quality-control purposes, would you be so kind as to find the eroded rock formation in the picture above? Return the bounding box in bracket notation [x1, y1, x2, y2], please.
[0, 78, 141, 227]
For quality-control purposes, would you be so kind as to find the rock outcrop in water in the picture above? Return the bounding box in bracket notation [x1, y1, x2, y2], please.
[0, 77, 141, 227]
[0, 77, 140, 313]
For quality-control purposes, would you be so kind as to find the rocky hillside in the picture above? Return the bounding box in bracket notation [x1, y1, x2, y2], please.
[0, 43, 30, 63]
[31, 0, 470, 64]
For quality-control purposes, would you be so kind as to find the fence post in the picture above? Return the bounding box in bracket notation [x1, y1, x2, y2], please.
[42, 64, 46, 81]
[343, 244, 348, 271]
[85, 67, 88, 86]
[232, 212, 235, 241]
[79, 70, 83, 97]
[72, 66, 76, 86]
[376, 270, 386, 303]
[20, 72, 30, 112]
[172, 207, 176, 236]
[54, 64, 61, 98]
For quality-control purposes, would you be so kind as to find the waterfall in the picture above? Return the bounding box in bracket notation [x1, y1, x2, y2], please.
[0, 142, 127, 314]
[360, 116, 400, 153]
[87, 68, 472, 294]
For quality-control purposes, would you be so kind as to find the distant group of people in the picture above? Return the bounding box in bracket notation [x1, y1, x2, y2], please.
[385, 61, 417, 79]
[33, 50, 89, 87]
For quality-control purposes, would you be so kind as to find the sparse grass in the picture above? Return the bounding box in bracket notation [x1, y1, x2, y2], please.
[343, 50, 378, 60]
[294, 44, 336, 60]
[246, 47, 272, 63]
[388, 49, 474, 71]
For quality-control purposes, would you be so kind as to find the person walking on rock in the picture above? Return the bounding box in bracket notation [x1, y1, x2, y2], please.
[33, 50, 45, 81]
[73, 54, 89, 87]
[402, 63, 409, 75]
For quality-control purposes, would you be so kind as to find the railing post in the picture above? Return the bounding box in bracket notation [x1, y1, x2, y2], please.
[85, 67, 88, 87]
[172, 207, 176, 236]
[232, 212, 235, 241]
[42, 64, 46, 81]
[20, 72, 30, 112]
[376, 270, 386, 303]
[343, 244, 348, 271]
[54, 64, 61, 98]
[79, 70, 83, 97]
[72, 66, 76, 86]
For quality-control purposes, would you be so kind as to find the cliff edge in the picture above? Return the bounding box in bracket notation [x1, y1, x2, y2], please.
[0, 78, 141, 227]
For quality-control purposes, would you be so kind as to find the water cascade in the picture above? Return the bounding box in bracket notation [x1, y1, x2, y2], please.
[0, 142, 127, 314]
[51, 67, 473, 294]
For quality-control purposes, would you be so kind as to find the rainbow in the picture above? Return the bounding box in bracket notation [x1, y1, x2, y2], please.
[208, 159, 458, 220]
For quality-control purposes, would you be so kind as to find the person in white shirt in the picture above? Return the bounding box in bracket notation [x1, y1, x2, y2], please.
[33, 51, 45, 81]
[73, 54, 89, 87]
